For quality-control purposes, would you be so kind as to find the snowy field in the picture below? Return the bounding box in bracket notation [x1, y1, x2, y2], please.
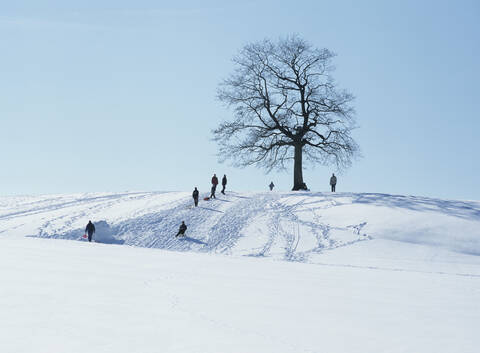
[1, 191, 479, 352]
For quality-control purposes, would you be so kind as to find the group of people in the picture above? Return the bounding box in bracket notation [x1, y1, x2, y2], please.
[191, 173, 228, 208]
[184, 173, 337, 237]
[179, 173, 227, 238]
[209, 173, 227, 199]
[85, 172, 339, 241]
[268, 174, 337, 192]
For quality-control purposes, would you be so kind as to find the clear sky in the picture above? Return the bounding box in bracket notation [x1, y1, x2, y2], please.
[1, 0, 479, 200]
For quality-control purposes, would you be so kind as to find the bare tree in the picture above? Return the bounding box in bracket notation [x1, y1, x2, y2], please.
[213, 35, 359, 190]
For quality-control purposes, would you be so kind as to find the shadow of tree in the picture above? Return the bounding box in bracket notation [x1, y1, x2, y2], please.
[291, 192, 480, 221]
[351, 193, 480, 220]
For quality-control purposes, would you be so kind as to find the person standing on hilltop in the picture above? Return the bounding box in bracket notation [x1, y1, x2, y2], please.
[330, 173, 337, 192]
[221, 174, 227, 195]
[269, 181, 275, 191]
[210, 174, 218, 199]
[192, 187, 199, 207]
[85, 220, 95, 242]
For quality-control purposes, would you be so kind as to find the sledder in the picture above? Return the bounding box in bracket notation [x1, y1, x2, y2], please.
[175, 221, 187, 237]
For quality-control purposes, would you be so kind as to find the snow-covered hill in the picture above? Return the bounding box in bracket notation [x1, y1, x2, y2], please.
[1, 191, 479, 352]
[2, 190, 480, 271]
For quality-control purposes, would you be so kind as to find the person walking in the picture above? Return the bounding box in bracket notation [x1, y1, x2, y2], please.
[210, 174, 218, 199]
[85, 220, 95, 242]
[192, 187, 199, 207]
[269, 181, 275, 191]
[176, 221, 187, 237]
[330, 173, 337, 192]
[221, 174, 227, 195]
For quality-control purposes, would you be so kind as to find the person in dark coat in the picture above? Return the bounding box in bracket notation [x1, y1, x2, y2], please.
[211, 174, 218, 188]
[269, 181, 275, 191]
[85, 220, 95, 242]
[221, 174, 227, 195]
[330, 173, 337, 192]
[176, 221, 187, 237]
[192, 187, 199, 207]
[210, 174, 218, 199]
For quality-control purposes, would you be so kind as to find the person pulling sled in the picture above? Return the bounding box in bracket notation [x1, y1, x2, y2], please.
[85, 220, 95, 242]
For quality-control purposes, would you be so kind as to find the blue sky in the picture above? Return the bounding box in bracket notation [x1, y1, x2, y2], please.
[1, 0, 479, 199]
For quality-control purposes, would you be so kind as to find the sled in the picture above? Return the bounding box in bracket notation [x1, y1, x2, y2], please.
[203, 197, 210, 201]
[82, 234, 87, 239]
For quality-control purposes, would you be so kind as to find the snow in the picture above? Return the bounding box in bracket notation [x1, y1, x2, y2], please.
[1, 191, 479, 352]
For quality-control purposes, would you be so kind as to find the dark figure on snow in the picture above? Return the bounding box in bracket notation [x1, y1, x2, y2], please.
[330, 173, 337, 192]
[211, 174, 218, 188]
[85, 220, 95, 242]
[221, 174, 227, 195]
[269, 181, 275, 191]
[176, 221, 187, 237]
[192, 187, 199, 207]
[210, 174, 218, 199]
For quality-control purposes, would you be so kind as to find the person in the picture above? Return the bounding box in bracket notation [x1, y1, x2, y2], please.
[211, 174, 218, 198]
[176, 221, 187, 237]
[330, 173, 337, 192]
[221, 174, 227, 195]
[269, 181, 275, 191]
[211, 174, 218, 189]
[85, 220, 95, 242]
[192, 187, 199, 207]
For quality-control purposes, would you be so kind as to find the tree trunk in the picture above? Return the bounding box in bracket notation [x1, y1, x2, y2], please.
[292, 143, 304, 190]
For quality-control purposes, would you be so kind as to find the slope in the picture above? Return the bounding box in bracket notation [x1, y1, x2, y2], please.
[1, 191, 480, 352]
